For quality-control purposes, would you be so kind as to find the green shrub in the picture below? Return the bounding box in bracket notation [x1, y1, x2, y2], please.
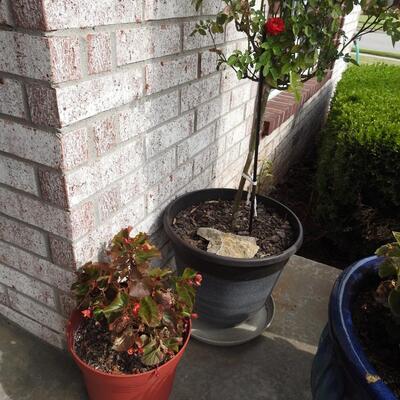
[316, 64, 400, 246]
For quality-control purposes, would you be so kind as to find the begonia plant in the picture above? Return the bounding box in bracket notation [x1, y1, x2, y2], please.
[191, 0, 400, 231]
[71, 227, 201, 371]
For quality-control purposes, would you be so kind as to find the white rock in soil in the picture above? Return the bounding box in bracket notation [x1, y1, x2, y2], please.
[197, 227, 259, 258]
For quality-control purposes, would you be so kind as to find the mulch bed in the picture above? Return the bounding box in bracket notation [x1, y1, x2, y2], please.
[267, 149, 398, 269]
[352, 280, 400, 397]
[172, 200, 295, 258]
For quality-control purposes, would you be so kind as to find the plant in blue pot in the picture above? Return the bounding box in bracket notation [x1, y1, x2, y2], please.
[312, 232, 400, 400]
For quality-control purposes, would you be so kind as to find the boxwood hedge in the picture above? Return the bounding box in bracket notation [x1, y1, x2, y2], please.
[316, 64, 400, 243]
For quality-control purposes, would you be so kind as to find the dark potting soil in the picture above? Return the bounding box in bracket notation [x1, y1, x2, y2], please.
[172, 200, 295, 258]
[352, 280, 400, 397]
[74, 318, 174, 375]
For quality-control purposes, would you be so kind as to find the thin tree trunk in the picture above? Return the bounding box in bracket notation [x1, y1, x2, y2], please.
[231, 82, 271, 228]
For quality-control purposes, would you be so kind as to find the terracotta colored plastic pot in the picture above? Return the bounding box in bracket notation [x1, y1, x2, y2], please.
[67, 312, 191, 400]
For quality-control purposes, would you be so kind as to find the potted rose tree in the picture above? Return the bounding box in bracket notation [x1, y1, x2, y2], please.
[67, 227, 201, 400]
[163, 0, 400, 340]
[312, 232, 400, 399]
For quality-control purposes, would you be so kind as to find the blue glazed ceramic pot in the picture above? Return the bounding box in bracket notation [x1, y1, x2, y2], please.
[311, 256, 397, 400]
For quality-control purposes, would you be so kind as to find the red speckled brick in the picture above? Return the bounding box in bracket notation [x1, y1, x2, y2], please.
[97, 187, 121, 222]
[8, 290, 65, 332]
[0, 240, 75, 292]
[92, 115, 117, 155]
[0, 0, 12, 25]
[58, 292, 75, 317]
[13, 0, 142, 30]
[0, 215, 48, 257]
[49, 236, 76, 268]
[26, 85, 60, 128]
[0, 284, 8, 305]
[0, 264, 56, 308]
[49, 36, 81, 82]
[10, 0, 46, 30]
[0, 78, 26, 119]
[87, 33, 112, 75]
[0, 186, 93, 240]
[38, 168, 69, 209]
[0, 120, 62, 168]
[70, 201, 95, 239]
[60, 128, 89, 170]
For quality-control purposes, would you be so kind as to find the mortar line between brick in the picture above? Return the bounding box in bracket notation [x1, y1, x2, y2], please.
[64, 105, 248, 224]
[62, 94, 245, 182]
[0, 112, 60, 134]
[6, 287, 65, 327]
[40, 37, 247, 89]
[56, 70, 222, 134]
[0, 265, 65, 312]
[0, 303, 64, 345]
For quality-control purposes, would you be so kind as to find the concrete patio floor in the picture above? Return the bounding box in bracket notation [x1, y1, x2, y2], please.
[0, 255, 339, 400]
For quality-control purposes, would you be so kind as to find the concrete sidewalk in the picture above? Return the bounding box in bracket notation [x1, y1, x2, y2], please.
[0, 256, 339, 400]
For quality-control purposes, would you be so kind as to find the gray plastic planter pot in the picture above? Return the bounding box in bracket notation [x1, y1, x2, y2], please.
[163, 188, 303, 328]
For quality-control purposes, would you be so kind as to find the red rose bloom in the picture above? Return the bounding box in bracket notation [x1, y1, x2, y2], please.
[265, 17, 285, 36]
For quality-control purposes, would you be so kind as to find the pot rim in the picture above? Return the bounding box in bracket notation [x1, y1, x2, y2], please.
[163, 188, 303, 267]
[66, 311, 192, 379]
[329, 256, 397, 399]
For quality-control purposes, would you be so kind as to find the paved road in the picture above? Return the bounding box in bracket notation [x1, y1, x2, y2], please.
[359, 31, 400, 53]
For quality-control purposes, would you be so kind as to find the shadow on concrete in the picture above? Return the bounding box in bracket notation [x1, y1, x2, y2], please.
[0, 316, 87, 400]
[172, 334, 315, 400]
[0, 314, 314, 400]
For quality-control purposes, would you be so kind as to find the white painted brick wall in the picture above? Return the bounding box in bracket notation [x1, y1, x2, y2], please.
[0, 0, 12, 25]
[181, 74, 221, 112]
[8, 290, 66, 332]
[145, 0, 198, 20]
[87, 33, 112, 75]
[177, 124, 216, 165]
[0, 215, 48, 257]
[0, 120, 63, 168]
[0, 241, 75, 293]
[146, 113, 194, 159]
[0, 78, 26, 118]
[56, 70, 143, 126]
[0, 264, 56, 307]
[145, 54, 198, 94]
[0, 154, 39, 195]
[116, 25, 181, 65]
[0, 32, 81, 83]
[119, 91, 179, 142]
